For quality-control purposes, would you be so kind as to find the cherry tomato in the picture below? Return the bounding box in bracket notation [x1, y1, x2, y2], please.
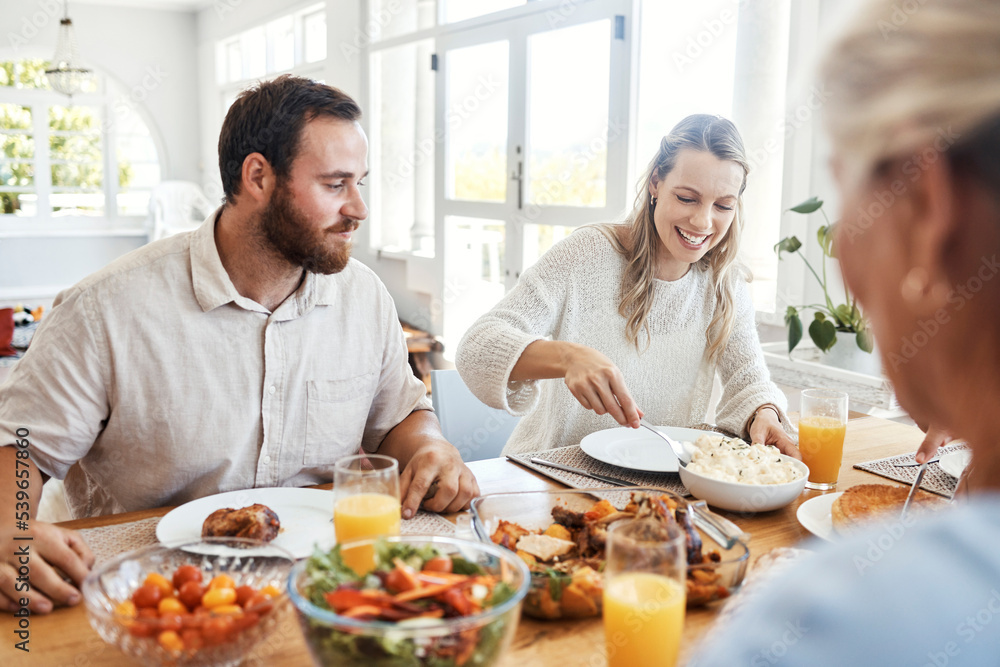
[158, 597, 188, 616]
[178, 581, 206, 611]
[202, 587, 237, 609]
[180, 628, 204, 651]
[158, 613, 183, 633]
[172, 564, 203, 590]
[137, 608, 159, 620]
[128, 620, 158, 638]
[235, 585, 256, 607]
[132, 583, 162, 609]
[207, 574, 236, 591]
[232, 611, 260, 632]
[144, 572, 173, 598]
[244, 593, 273, 615]
[201, 616, 234, 646]
[423, 557, 453, 574]
[261, 585, 282, 599]
[157, 630, 184, 653]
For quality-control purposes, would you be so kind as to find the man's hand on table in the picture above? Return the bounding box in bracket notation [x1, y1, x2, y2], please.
[399, 440, 480, 518]
[0, 522, 93, 614]
[379, 409, 481, 519]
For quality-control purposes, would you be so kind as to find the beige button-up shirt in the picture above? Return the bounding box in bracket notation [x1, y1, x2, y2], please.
[0, 209, 431, 518]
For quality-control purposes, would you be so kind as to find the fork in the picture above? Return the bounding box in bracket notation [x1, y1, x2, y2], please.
[893, 458, 939, 467]
[638, 419, 691, 467]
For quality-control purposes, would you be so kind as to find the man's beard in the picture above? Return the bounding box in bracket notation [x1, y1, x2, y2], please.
[258, 186, 358, 275]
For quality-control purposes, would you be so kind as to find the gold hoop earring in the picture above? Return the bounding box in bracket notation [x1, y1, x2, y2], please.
[650, 195, 657, 207]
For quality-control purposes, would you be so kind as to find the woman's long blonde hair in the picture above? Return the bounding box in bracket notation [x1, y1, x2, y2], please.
[598, 114, 750, 366]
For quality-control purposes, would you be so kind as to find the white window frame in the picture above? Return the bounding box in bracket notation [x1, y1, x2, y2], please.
[0, 53, 167, 238]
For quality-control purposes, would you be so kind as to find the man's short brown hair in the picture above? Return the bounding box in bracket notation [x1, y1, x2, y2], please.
[217, 75, 361, 205]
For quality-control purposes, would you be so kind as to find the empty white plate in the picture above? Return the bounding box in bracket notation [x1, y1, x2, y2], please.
[579, 425, 715, 473]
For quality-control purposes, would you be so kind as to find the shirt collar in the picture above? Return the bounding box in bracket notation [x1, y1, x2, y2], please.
[190, 206, 339, 318]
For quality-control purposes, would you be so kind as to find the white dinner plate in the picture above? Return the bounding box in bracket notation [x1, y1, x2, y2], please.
[156, 487, 336, 558]
[579, 426, 716, 473]
[939, 450, 972, 479]
[796, 492, 843, 542]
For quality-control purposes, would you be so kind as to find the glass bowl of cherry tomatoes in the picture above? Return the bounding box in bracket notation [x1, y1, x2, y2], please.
[82, 537, 295, 667]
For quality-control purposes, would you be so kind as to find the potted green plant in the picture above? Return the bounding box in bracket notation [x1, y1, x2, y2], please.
[774, 196, 876, 367]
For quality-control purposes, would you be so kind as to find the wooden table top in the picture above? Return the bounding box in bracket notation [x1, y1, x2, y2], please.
[9, 416, 927, 666]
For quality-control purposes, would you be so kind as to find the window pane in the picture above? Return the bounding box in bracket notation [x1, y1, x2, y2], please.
[522, 223, 574, 270]
[0, 104, 32, 130]
[51, 191, 104, 215]
[226, 40, 242, 83]
[1, 134, 33, 159]
[270, 16, 296, 71]
[52, 163, 103, 188]
[527, 20, 610, 207]
[369, 0, 434, 40]
[0, 162, 33, 186]
[443, 215, 506, 350]
[446, 41, 508, 202]
[446, 0, 523, 23]
[372, 40, 435, 253]
[0, 192, 35, 216]
[50, 105, 101, 133]
[303, 10, 327, 62]
[50, 134, 101, 162]
[0, 62, 11, 87]
[120, 162, 160, 189]
[117, 190, 151, 217]
[244, 27, 266, 78]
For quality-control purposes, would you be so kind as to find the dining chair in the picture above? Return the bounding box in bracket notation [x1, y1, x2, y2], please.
[147, 181, 215, 241]
[430, 369, 520, 462]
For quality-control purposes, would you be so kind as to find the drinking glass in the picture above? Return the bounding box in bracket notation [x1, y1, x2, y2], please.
[603, 518, 687, 667]
[333, 454, 401, 574]
[798, 389, 849, 490]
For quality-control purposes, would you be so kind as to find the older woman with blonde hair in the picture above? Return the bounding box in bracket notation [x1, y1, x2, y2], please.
[693, 0, 1000, 663]
[456, 114, 796, 456]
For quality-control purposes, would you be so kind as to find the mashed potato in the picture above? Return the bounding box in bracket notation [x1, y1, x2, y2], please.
[686, 435, 804, 485]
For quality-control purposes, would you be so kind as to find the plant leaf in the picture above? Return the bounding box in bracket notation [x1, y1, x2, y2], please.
[789, 196, 824, 214]
[813, 311, 826, 321]
[834, 304, 853, 328]
[817, 224, 838, 258]
[809, 317, 837, 352]
[856, 328, 874, 353]
[786, 310, 803, 353]
[774, 236, 802, 260]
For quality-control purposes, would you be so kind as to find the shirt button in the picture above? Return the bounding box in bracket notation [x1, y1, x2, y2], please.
[268, 385, 276, 395]
[263, 455, 271, 465]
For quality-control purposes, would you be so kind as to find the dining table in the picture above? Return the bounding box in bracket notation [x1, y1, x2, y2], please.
[6, 414, 933, 666]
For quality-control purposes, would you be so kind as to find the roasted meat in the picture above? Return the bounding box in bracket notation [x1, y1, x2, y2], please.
[201, 503, 280, 545]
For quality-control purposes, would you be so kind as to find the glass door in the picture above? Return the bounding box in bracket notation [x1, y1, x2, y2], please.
[435, 0, 633, 347]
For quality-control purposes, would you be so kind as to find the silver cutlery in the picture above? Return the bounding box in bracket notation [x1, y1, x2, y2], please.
[900, 461, 929, 519]
[639, 419, 691, 467]
[527, 457, 635, 487]
[893, 458, 939, 467]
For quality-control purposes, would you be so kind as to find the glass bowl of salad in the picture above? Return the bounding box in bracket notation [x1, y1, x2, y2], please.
[288, 535, 531, 667]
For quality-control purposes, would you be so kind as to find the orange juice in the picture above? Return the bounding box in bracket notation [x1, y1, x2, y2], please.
[798, 415, 847, 486]
[603, 572, 685, 667]
[334, 493, 401, 574]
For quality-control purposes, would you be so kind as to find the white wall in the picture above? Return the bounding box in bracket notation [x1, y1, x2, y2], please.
[0, 0, 201, 304]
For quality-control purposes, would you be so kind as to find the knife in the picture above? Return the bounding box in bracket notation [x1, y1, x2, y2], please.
[527, 457, 635, 487]
[900, 461, 929, 519]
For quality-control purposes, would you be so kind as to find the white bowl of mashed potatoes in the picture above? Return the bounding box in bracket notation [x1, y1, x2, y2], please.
[678, 435, 809, 513]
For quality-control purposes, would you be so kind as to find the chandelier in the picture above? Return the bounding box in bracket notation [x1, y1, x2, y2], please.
[44, 2, 94, 97]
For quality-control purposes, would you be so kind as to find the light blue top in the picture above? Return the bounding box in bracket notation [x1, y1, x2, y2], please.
[690, 494, 1000, 666]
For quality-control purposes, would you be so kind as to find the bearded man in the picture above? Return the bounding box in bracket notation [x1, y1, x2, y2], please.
[0, 76, 478, 615]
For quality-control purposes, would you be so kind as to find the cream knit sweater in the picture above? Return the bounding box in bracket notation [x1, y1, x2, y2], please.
[455, 226, 789, 455]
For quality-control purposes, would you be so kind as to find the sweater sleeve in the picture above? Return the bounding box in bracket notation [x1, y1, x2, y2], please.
[455, 233, 585, 415]
[713, 276, 792, 440]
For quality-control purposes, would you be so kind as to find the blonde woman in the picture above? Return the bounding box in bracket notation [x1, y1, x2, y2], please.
[693, 0, 1000, 664]
[456, 114, 796, 456]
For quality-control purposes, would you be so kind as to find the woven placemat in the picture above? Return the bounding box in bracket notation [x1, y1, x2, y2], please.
[853, 441, 969, 498]
[508, 444, 689, 496]
[78, 512, 455, 566]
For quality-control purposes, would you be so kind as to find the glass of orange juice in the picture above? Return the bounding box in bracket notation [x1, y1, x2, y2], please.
[333, 454, 401, 574]
[603, 518, 687, 667]
[799, 388, 849, 490]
